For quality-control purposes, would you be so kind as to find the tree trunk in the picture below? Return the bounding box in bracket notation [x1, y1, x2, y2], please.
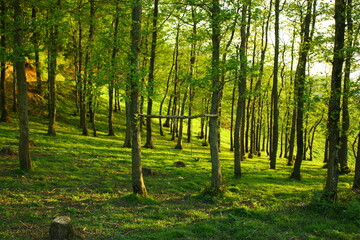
[123, 100, 132, 148]
[352, 130, 360, 191]
[108, 0, 120, 137]
[130, 0, 147, 196]
[144, 0, 159, 149]
[47, 0, 60, 137]
[270, 0, 280, 169]
[209, 0, 222, 191]
[0, 0, 8, 122]
[31, 6, 42, 95]
[290, 0, 313, 180]
[234, 2, 248, 178]
[13, 0, 32, 170]
[323, 0, 346, 202]
[339, 0, 353, 174]
[78, 6, 88, 136]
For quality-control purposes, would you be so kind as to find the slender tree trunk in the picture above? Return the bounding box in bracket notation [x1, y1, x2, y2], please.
[234, 3, 248, 178]
[130, 0, 147, 196]
[108, 1, 120, 137]
[290, 0, 313, 180]
[47, 0, 60, 137]
[0, 0, 8, 122]
[323, 0, 346, 202]
[144, 0, 159, 149]
[31, 6, 42, 94]
[123, 100, 132, 148]
[230, 85, 236, 151]
[78, 4, 88, 136]
[270, 0, 280, 169]
[209, 0, 222, 191]
[339, 0, 353, 174]
[175, 86, 188, 149]
[13, 0, 32, 170]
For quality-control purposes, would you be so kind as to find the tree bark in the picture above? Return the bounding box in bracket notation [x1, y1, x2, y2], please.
[234, 2, 248, 178]
[290, 0, 313, 180]
[0, 0, 8, 122]
[270, 0, 280, 169]
[209, 0, 222, 191]
[353, 130, 360, 191]
[47, 0, 61, 137]
[108, 0, 120, 137]
[323, 0, 346, 202]
[339, 0, 353, 174]
[144, 0, 159, 149]
[13, 0, 32, 170]
[130, 0, 147, 196]
[31, 6, 42, 95]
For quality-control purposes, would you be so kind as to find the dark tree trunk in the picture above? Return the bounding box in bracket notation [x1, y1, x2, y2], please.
[323, 0, 346, 202]
[123, 100, 132, 148]
[12, 61, 17, 112]
[130, 0, 147, 196]
[175, 86, 188, 149]
[0, 0, 8, 122]
[108, 0, 120, 137]
[230, 85, 236, 151]
[47, 0, 61, 137]
[270, 0, 280, 169]
[209, 0, 222, 191]
[31, 6, 42, 95]
[339, 0, 353, 174]
[144, 0, 159, 149]
[353, 131, 360, 191]
[13, 0, 32, 170]
[290, 0, 313, 180]
[78, 5, 88, 136]
[234, 2, 248, 178]
[159, 62, 173, 136]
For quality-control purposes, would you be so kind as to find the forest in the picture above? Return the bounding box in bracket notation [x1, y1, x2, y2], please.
[0, 0, 360, 239]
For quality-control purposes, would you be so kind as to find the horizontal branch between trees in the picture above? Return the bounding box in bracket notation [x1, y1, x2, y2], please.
[137, 114, 218, 119]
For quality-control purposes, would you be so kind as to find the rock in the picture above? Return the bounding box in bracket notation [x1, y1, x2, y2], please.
[174, 161, 186, 168]
[142, 167, 155, 176]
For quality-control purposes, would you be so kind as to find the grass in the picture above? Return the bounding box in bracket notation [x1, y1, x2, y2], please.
[0, 86, 359, 239]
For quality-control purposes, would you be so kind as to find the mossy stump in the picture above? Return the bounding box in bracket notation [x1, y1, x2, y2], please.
[49, 216, 82, 240]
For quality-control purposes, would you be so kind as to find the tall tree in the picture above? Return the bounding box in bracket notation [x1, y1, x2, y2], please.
[130, 0, 147, 196]
[0, 0, 8, 122]
[270, 0, 280, 169]
[234, 1, 248, 178]
[108, 0, 120, 136]
[13, 0, 32, 170]
[290, 0, 314, 180]
[47, 0, 61, 136]
[31, 5, 42, 94]
[338, 0, 353, 174]
[144, 0, 159, 149]
[323, 0, 346, 201]
[209, 0, 222, 191]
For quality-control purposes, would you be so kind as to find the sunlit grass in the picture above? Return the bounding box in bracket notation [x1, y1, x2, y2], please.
[0, 87, 359, 239]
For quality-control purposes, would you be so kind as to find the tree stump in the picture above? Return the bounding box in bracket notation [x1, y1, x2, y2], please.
[174, 161, 186, 168]
[49, 216, 82, 240]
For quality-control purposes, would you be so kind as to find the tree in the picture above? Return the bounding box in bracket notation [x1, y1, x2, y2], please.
[323, 0, 346, 201]
[234, 1, 248, 178]
[290, 0, 314, 180]
[269, 0, 280, 169]
[47, 0, 61, 136]
[0, 0, 8, 122]
[144, 0, 159, 149]
[13, 0, 32, 170]
[130, 0, 147, 196]
[209, 0, 222, 191]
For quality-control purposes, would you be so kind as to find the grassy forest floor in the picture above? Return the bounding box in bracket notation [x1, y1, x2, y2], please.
[0, 83, 360, 240]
